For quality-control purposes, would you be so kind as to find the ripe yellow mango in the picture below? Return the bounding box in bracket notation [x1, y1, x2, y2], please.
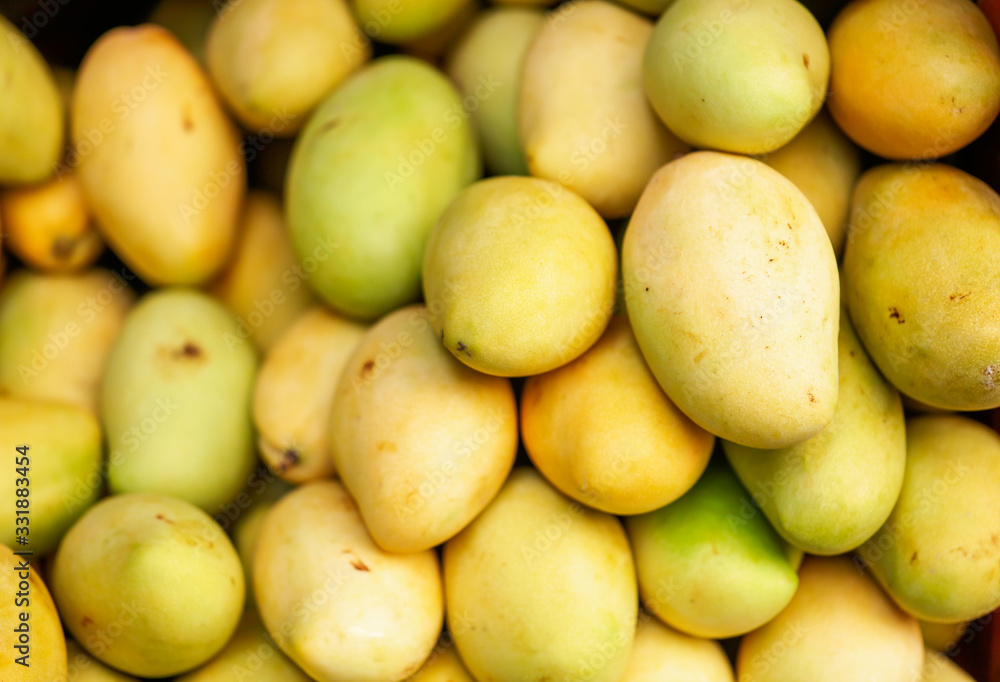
[922, 652, 975, 682]
[0, 545, 66, 680]
[620, 617, 734, 682]
[66, 639, 138, 681]
[405, 640, 475, 681]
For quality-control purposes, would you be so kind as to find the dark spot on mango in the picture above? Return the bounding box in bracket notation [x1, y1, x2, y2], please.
[51, 235, 76, 260]
[888, 307, 904, 323]
[182, 116, 194, 132]
[361, 359, 375, 377]
[81, 616, 94, 627]
[318, 118, 340, 134]
[277, 449, 300, 472]
[350, 559, 370, 572]
[155, 514, 175, 524]
[849, 350, 856, 358]
[807, 392, 816, 403]
[173, 342, 202, 358]
[456, 341, 471, 357]
[910, 551, 918, 564]
[949, 292, 971, 301]
[802, 53, 809, 68]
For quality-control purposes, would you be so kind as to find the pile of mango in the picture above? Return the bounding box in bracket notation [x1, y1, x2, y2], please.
[1, 0, 1000, 679]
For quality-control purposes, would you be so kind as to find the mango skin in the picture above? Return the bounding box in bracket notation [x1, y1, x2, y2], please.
[859, 416, 1000, 623]
[644, 0, 829, 154]
[0, 545, 67, 681]
[616, 0, 677, 16]
[406, 641, 475, 681]
[844, 164, 1000, 411]
[444, 468, 637, 682]
[254, 480, 442, 682]
[828, 0, 1000, 160]
[519, 0, 687, 218]
[522, 315, 714, 515]
[101, 289, 258, 513]
[723, 314, 905, 555]
[620, 618, 734, 682]
[423, 176, 618, 377]
[287, 56, 479, 319]
[0, 15, 63, 184]
[73, 25, 245, 285]
[353, 0, 472, 43]
[736, 556, 923, 682]
[623, 151, 840, 449]
[919, 620, 967, 652]
[66, 639, 139, 681]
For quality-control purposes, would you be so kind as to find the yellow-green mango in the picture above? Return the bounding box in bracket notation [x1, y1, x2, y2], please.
[206, 0, 368, 134]
[921, 652, 975, 682]
[254, 480, 442, 682]
[0, 269, 133, 414]
[73, 25, 245, 285]
[623, 151, 840, 448]
[920, 620, 967, 652]
[521, 315, 714, 515]
[626, 459, 798, 638]
[644, 0, 829, 154]
[254, 306, 366, 482]
[210, 191, 317, 353]
[620, 617, 734, 682]
[0, 15, 63, 184]
[150, 0, 217, 65]
[737, 555, 923, 682]
[444, 468, 637, 682]
[859, 416, 1000, 623]
[0, 544, 66, 680]
[101, 289, 257, 512]
[406, 640, 475, 681]
[66, 639, 138, 681]
[445, 7, 544, 175]
[615, 0, 676, 16]
[843, 164, 1000, 411]
[353, 0, 472, 43]
[423, 176, 617, 376]
[51, 493, 244, 677]
[723, 314, 906, 555]
[330, 304, 517, 551]
[520, 0, 687, 218]
[764, 110, 861, 258]
[287, 56, 479, 319]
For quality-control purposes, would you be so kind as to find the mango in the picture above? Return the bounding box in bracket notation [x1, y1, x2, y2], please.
[331, 304, 517, 551]
[233, 497, 277, 606]
[0, 15, 63, 184]
[402, 1, 480, 59]
[620, 617, 734, 682]
[207, 0, 368, 134]
[406, 641, 475, 681]
[66, 639, 138, 681]
[423, 176, 617, 376]
[828, 0, 1000, 160]
[73, 25, 245, 285]
[444, 468, 637, 682]
[445, 7, 544, 175]
[920, 620, 967, 652]
[254, 480, 442, 682]
[254, 306, 366, 482]
[150, 0, 217, 65]
[644, 0, 828, 154]
[736, 556, 923, 682]
[723, 314, 905, 555]
[843, 164, 1000, 411]
[353, 0, 472, 43]
[520, 0, 687, 218]
[623, 151, 839, 448]
[286, 56, 479, 319]
[52, 493, 244, 677]
[522, 315, 714, 515]
[921, 652, 975, 682]
[101, 289, 257, 513]
[626, 459, 798, 638]
[858, 416, 1000, 623]
[0, 544, 66, 680]
[615, 0, 676, 16]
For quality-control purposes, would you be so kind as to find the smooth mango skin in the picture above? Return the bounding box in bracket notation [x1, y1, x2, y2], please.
[723, 314, 906, 555]
[444, 468, 637, 682]
[0, 15, 63, 184]
[919, 620, 967, 652]
[254, 480, 443, 682]
[764, 110, 861, 258]
[210, 191, 317, 353]
[423, 176, 618, 377]
[331, 304, 517, 551]
[0, 545, 67, 681]
[66, 639, 139, 681]
[51, 494, 245, 677]
[102, 289, 257, 513]
[207, 0, 369, 134]
[353, 0, 472, 43]
[828, 0, 1000, 160]
[626, 460, 798, 638]
[921, 652, 975, 682]
[859, 416, 1000, 623]
[445, 7, 544, 175]
[254, 307, 366, 482]
[844, 164, 1000, 410]
[73, 25, 245, 286]
[644, 0, 828, 155]
[522, 315, 714, 515]
[736, 556, 923, 682]
[286, 56, 479, 319]
[519, 1, 686, 218]
[406, 642, 475, 681]
[620, 617, 734, 682]
[623, 152, 840, 449]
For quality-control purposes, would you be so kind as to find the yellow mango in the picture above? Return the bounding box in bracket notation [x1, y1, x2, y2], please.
[0, 544, 66, 680]
[620, 617, 734, 682]
[353, 0, 473, 43]
[921, 652, 975, 682]
[405, 640, 475, 681]
[920, 620, 967, 653]
[65, 639, 138, 681]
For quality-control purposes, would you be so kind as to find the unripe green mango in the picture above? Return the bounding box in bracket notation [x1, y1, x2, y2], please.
[0, 545, 66, 680]
[626, 459, 799, 638]
[859, 416, 1000, 623]
[51, 493, 245, 677]
[287, 56, 479, 319]
[101, 289, 257, 513]
[723, 314, 906, 555]
[843, 164, 1000, 411]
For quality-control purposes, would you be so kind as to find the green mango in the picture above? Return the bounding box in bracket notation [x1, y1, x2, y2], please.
[101, 289, 257, 513]
[286, 56, 480, 319]
[723, 314, 906, 555]
[352, 0, 472, 43]
[626, 459, 799, 638]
